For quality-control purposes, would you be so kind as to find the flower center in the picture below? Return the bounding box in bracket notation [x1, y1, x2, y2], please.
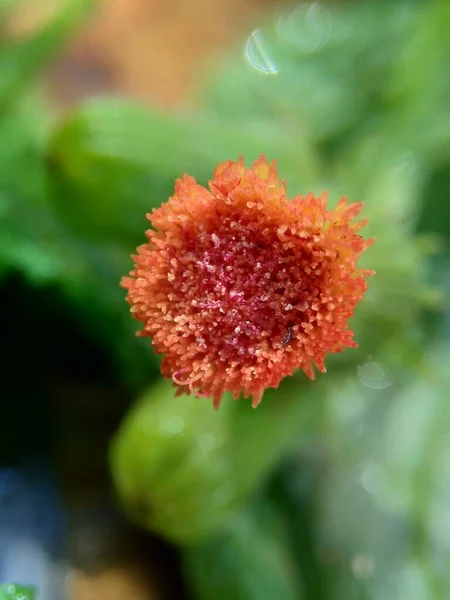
[170, 219, 322, 359]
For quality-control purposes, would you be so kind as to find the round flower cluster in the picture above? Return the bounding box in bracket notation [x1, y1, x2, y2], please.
[122, 156, 374, 408]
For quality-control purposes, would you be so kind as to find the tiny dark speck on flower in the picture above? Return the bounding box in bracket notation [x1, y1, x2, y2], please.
[282, 326, 293, 347]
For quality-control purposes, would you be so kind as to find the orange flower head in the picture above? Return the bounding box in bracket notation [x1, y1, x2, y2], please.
[121, 156, 374, 409]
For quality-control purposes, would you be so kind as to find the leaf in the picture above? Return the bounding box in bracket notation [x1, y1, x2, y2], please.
[0, 585, 36, 600]
[184, 497, 303, 600]
[417, 165, 450, 237]
[47, 98, 319, 244]
[110, 375, 319, 544]
[199, 0, 418, 145]
[110, 379, 235, 544]
[384, 1, 450, 140]
[309, 335, 450, 599]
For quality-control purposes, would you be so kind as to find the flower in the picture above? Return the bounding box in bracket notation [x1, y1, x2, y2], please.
[121, 156, 374, 409]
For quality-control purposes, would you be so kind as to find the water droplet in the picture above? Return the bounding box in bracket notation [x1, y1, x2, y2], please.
[358, 359, 391, 390]
[351, 554, 375, 579]
[276, 3, 332, 52]
[244, 29, 279, 75]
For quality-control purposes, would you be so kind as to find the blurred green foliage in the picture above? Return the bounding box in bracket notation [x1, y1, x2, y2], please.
[0, 585, 36, 600]
[184, 495, 304, 600]
[1, 0, 450, 598]
[110, 376, 319, 544]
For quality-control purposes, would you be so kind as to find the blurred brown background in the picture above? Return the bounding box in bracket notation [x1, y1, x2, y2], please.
[8, 0, 281, 108]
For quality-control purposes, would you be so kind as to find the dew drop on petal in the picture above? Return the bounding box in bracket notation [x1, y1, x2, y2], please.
[275, 2, 332, 52]
[357, 359, 391, 390]
[244, 29, 279, 75]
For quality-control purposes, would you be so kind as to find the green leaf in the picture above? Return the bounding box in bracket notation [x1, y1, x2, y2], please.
[184, 498, 303, 600]
[110, 379, 236, 543]
[384, 1, 450, 140]
[199, 0, 418, 145]
[48, 98, 319, 244]
[0, 584, 36, 600]
[417, 165, 450, 237]
[110, 375, 319, 544]
[0, 97, 67, 283]
[310, 336, 450, 599]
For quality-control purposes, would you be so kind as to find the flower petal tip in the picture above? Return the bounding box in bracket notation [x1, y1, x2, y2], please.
[251, 390, 264, 408]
